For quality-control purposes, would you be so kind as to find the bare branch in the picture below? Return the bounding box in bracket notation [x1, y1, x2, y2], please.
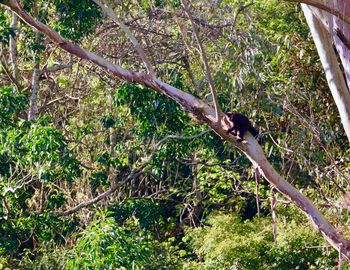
[336, 28, 350, 51]
[28, 0, 40, 121]
[301, 4, 350, 144]
[181, 0, 222, 122]
[93, 0, 156, 79]
[43, 62, 73, 73]
[232, 2, 254, 26]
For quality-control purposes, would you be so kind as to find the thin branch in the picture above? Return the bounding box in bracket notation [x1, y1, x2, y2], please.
[181, 0, 222, 122]
[93, 0, 156, 79]
[43, 62, 73, 73]
[0, 0, 214, 117]
[0, 55, 20, 90]
[232, 2, 254, 26]
[28, 0, 40, 121]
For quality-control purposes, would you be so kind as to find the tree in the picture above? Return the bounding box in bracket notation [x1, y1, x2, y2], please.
[1, 0, 350, 264]
[286, 0, 350, 143]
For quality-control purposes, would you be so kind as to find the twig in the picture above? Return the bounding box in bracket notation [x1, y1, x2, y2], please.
[232, 2, 254, 26]
[43, 62, 73, 73]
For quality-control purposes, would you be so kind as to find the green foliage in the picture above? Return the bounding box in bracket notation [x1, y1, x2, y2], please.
[184, 212, 337, 270]
[0, 116, 81, 182]
[109, 198, 176, 233]
[0, 87, 27, 128]
[100, 115, 116, 128]
[140, 0, 181, 11]
[0, 212, 77, 256]
[0, 88, 81, 183]
[89, 171, 108, 193]
[1, 0, 349, 268]
[0, 11, 15, 45]
[0, 88, 80, 262]
[114, 80, 190, 139]
[66, 212, 181, 270]
[54, 0, 102, 41]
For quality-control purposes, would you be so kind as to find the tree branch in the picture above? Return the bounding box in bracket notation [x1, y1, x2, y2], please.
[93, 0, 156, 79]
[43, 62, 73, 73]
[181, 0, 222, 122]
[301, 4, 350, 144]
[9, 11, 19, 82]
[285, 0, 350, 26]
[336, 28, 350, 51]
[28, 0, 40, 121]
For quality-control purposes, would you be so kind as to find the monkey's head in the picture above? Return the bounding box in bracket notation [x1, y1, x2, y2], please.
[226, 112, 235, 120]
[226, 111, 242, 122]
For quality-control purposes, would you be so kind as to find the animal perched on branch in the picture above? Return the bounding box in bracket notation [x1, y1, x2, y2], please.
[226, 112, 261, 143]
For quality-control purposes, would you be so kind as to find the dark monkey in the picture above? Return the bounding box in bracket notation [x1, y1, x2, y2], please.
[226, 112, 261, 143]
[227, 112, 264, 218]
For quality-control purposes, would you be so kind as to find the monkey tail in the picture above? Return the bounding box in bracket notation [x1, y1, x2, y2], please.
[248, 126, 262, 144]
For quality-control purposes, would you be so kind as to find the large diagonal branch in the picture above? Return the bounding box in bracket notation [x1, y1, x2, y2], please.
[3, 0, 350, 259]
[285, 0, 350, 26]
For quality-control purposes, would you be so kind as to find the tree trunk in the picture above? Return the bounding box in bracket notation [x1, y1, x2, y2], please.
[9, 12, 18, 82]
[302, 4, 350, 143]
[28, 0, 40, 121]
[28, 62, 40, 121]
[326, 0, 350, 87]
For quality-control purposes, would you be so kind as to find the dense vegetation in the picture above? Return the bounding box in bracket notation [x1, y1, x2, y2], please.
[0, 0, 350, 269]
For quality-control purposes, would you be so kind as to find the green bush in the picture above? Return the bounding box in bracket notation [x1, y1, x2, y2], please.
[184, 212, 337, 270]
[66, 212, 181, 270]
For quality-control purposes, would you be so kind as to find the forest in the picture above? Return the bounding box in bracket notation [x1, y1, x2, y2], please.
[1, 0, 350, 269]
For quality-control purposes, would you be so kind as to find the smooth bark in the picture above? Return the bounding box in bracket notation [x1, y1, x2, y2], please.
[302, 4, 350, 144]
[286, 0, 350, 26]
[326, 0, 350, 88]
